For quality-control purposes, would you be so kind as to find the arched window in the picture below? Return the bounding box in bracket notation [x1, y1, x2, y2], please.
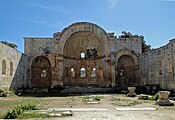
[2, 60, 6, 74]
[159, 61, 162, 74]
[71, 68, 75, 77]
[99, 67, 103, 77]
[80, 52, 85, 59]
[80, 68, 86, 78]
[91, 68, 96, 77]
[167, 58, 173, 73]
[10, 61, 13, 75]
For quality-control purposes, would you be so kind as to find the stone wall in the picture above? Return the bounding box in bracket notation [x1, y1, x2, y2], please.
[24, 22, 112, 88]
[115, 32, 142, 54]
[24, 37, 57, 88]
[0, 43, 28, 90]
[139, 39, 175, 90]
[22, 22, 175, 91]
[24, 37, 54, 56]
[114, 32, 141, 87]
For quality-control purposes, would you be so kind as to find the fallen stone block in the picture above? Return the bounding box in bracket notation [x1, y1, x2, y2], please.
[48, 113, 62, 117]
[62, 111, 73, 116]
[87, 101, 99, 104]
[138, 94, 149, 100]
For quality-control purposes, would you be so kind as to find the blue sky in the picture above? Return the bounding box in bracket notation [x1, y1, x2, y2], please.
[0, 0, 175, 52]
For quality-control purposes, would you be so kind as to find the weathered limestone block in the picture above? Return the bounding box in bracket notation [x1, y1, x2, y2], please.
[156, 91, 174, 106]
[127, 87, 136, 97]
[48, 113, 62, 117]
[62, 111, 73, 116]
[138, 94, 149, 100]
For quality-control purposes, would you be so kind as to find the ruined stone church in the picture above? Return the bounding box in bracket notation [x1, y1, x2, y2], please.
[0, 22, 175, 92]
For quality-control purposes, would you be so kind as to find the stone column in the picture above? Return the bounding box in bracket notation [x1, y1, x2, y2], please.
[51, 55, 64, 88]
[127, 87, 136, 97]
[157, 91, 174, 106]
[110, 51, 116, 87]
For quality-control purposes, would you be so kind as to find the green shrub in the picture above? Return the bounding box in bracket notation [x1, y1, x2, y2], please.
[94, 96, 101, 101]
[149, 93, 159, 100]
[3, 104, 37, 119]
[21, 104, 37, 110]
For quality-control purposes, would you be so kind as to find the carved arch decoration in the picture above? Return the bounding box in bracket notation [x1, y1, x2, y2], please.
[57, 22, 110, 56]
[116, 49, 139, 68]
[115, 49, 139, 87]
[31, 56, 52, 88]
[29, 53, 55, 67]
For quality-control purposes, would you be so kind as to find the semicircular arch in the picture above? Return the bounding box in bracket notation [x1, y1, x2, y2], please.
[29, 53, 55, 67]
[58, 22, 110, 56]
[116, 50, 139, 66]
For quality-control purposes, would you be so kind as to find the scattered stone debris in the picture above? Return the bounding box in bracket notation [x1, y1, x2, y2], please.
[48, 113, 62, 117]
[138, 94, 149, 100]
[62, 111, 73, 117]
[0, 91, 14, 97]
[82, 95, 102, 103]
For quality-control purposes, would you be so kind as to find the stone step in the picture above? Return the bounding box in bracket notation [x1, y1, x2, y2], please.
[24, 110, 73, 117]
[115, 107, 157, 111]
[48, 108, 108, 112]
[60, 87, 113, 93]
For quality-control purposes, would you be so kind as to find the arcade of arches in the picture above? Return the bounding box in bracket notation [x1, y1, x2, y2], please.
[29, 22, 140, 89]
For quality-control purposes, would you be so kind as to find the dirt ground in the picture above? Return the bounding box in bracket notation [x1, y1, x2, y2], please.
[0, 94, 175, 120]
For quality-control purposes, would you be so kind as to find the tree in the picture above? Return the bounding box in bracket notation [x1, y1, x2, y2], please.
[142, 39, 151, 53]
[0, 41, 18, 49]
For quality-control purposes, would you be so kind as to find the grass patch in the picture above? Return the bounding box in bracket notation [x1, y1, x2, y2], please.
[110, 97, 122, 101]
[1, 104, 37, 119]
[82, 96, 103, 102]
[0, 97, 46, 117]
[111, 100, 141, 106]
[110, 96, 141, 106]
[17, 113, 49, 119]
[94, 96, 102, 101]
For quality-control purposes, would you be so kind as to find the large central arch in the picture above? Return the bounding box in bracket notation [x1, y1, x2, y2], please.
[56, 22, 111, 87]
[63, 31, 106, 86]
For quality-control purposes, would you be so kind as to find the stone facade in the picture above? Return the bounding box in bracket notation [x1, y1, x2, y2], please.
[139, 39, 175, 90]
[0, 22, 175, 91]
[0, 43, 28, 90]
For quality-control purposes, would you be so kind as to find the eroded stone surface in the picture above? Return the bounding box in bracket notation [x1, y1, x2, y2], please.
[157, 91, 174, 106]
[127, 87, 136, 97]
